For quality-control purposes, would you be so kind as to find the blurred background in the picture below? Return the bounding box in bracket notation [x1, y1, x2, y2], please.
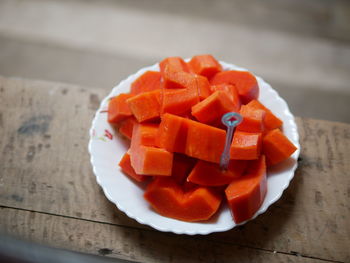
[0, 0, 350, 122]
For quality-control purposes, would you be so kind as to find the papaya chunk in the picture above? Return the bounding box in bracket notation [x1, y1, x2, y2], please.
[159, 57, 188, 75]
[126, 90, 161, 123]
[131, 71, 162, 95]
[188, 54, 222, 78]
[185, 119, 226, 163]
[130, 123, 159, 148]
[157, 113, 189, 153]
[210, 70, 259, 104]
[118, 116, 137, 140]
[119, 152, 147, 182]
[161, 85, 199, 116]
[225, 155, 267, 224]
[158, 114, 226, 163]
[187, 160, 247, 186]
[237, 105, 266, 133]
[191, 91, 237, 124]
[210, 84, 241, 110]
[144, 177, 222, 222]
[163, 65, 197, 89]
[230, 131, 262, 160]
[130, 123, 172, 175]
[171, 154, 197, 184]
[246, 100, 283, 130]
[263, 129, 297, 166]
[108, 93, 133, 123]
[131, 146, 173, 176]
[195, 75, 211, 101]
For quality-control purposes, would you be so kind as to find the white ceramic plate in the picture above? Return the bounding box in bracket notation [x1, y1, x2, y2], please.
[88, 61, 300, 235]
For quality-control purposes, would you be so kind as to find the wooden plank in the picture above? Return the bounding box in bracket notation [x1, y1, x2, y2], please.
[0, 76, 140, 228]
[0, 76, 349, 262]
[0, 207, 328, 263]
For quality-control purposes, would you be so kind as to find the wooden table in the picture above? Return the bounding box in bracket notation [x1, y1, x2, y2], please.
[0, 76, 349, 263]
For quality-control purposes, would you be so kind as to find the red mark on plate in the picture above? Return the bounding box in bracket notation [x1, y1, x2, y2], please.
[104, 129, 113, 140]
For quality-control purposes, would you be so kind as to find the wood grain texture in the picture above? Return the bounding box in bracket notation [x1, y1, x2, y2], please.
[0, 76, 349, 262]
[0, 207, 328, 263]
[0, 76, 139, 228]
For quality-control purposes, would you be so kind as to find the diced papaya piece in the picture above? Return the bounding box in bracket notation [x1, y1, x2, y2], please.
[119, 152, 147, 182]
[195, 75, 211, 100]
[262, 129, 297, 166]
[118, 117, 137, 140]
[171, 154, 197, 184]
[130, 123, 171, 176]
[225, 155, 267, 224]
[144, 177, 222, 222]
[186, 119, 226, 163]
[246, 100, 283, 130]
[131, 71, 162, 95]
[230, 131, 262, 160]
[159, 57, 188, 75]
[126, 90, 161, 123]
[191, 91, 238, 124]
[130, 123, 159, 149]
[237, 105, 266, 133]
[163, 65, 197, 89]
[108, 93, 133, 123]
[187, 160, 247, 186]
[210, 84, 241, 110]
[161, 85, 199, 116]
[145, 178, 182, 211]
[182, 187, 222, 221]
[131, 145, 173, 176]
[210, 70, 259, 104]
[157, 113, 189, 153]
[188, 54, 222, 78]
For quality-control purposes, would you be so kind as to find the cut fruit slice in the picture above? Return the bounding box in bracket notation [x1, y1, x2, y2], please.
[237, 105, 266, 133]
[210, 84, 241, 111]
[130, 123, 159, 149]
[188, 54, 222, 78]
[126, 90, 161, 123]
[159, 57, 189, 75]
[161, 85, 199, 116]
[131, 145, 173, 176]
[108, 93, 133, 123]
[263, 129, 297, 166]
[185, 119, 226, 163]
[196, 75, 211, 101]
[118, 117, 137, 140]
[131, 71, 162, 95]
[187, 160, 247, 186]
[163, 65, 197, 89]
[157, 113, 189, 153]
[230, 131, 262, 160]
[210, 70, 259, 104]
[119, 152, 147, 182]
[246, 100, 283, 130]
[225, 155, 267, 224]
[171, 154, 197, 184]
[144, 177, 222, 222]
[191, 91, 237, 124]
